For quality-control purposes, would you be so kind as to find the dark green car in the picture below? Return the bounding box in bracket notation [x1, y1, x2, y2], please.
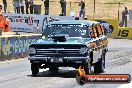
[28, 20, 108, 76]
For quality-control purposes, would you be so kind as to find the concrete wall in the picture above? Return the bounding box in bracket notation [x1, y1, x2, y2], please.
[0, 34, 41, 60]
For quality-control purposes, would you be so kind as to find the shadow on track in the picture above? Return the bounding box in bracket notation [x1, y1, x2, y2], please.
[27, 69, 77, 78]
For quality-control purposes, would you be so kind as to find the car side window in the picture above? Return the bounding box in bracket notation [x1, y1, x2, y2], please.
[100, 25, 104, 35]
[90, 25, 96, 38]
[94, 24, 105, 38]
[94, 25, 100, 37]
[90, 26, 95, 38]
[97, 24, 103, 36]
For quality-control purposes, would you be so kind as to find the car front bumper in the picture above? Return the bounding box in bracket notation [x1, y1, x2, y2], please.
[28, 56, 89, 63]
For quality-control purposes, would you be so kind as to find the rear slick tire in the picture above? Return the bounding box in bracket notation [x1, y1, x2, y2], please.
[94, 54, 105, 73]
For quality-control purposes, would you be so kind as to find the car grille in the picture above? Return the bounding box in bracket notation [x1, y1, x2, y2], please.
[33, 45, 84, 57]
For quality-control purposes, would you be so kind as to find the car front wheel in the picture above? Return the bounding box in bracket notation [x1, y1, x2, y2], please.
[31, 63, 39, 76]
[84, 59, 92, 75]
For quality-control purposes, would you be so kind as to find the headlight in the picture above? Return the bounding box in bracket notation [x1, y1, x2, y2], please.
[79, 47, 88, 55]
[28, 47, 36, 54]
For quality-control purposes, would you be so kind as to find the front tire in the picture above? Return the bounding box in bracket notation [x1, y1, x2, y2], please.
[31, 63, 39, 76]
[84, 59, 92, 75]
[94, 53, 105, 73]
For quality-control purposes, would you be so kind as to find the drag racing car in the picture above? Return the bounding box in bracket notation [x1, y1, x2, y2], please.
[28, 20, 108, 76]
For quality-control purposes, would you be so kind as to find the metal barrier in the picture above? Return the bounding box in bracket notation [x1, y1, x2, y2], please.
[0, 34, 41, 60]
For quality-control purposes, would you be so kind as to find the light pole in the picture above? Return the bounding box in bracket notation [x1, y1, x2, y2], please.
[118, 1, 121, 21]
[94, 0, 96, 18]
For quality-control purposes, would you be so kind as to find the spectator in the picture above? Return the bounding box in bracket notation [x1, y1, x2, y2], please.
[29, 0, 34, 14]
[121, 7, 128, 27]
[0, 5, 4, 33]
[19, 0, 24, 14]
[0, 5, 3, 13]
[15, 0, 20, 13]
[2, 0, 7, 13]
[12, 0, 16, 13]
[84, 16, 87, 20]
[4, 15, 10, 32]
[25, 0, 29, 14]
[43, 0, 49, 15]
[60, 0, 66, 16]
[79, 0, 85, 18]
[0, 12, 5, 32]
[49, 17, 54, 22]
[75, 17, 79, 20]
[12, 0, 17, 13]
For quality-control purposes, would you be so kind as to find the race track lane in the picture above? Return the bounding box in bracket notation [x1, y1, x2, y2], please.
[0, 38, 132, 88]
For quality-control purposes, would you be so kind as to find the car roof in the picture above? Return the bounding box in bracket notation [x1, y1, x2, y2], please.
[49, 20, 99, 26]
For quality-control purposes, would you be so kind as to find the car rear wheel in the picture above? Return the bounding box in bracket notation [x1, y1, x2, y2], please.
[31, 63, 39, 76]
[94, 53, 105, 73]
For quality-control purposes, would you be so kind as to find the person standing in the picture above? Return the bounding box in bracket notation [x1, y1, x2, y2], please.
[44, 0, 49, 15]
[79, 0, 85, 18]
[25, 0, 29, 14]
[121, 7, 128, 27]
[19, 0, 24, 14]
[0, 5, 3, 13]
[60, 0, 66, 16]
[12, 0, 16, 13]
[12, 0, 17, 13]
[0, 5, 4, 33]
[4, 15, 10, 32]
[2, 0, 7, 13]
[29, 0, 34, 14]
[15, 0, 20, 13]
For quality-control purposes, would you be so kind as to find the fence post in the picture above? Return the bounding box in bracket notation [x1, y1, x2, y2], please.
[94, 0, 96, 18]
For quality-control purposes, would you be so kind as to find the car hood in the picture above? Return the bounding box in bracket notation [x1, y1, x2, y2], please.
[33, 37, 91, 45]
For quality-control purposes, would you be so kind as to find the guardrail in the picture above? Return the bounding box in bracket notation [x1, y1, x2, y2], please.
[0, 33, 41, 60]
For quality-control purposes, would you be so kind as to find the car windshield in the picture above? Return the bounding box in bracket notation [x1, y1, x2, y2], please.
[42, 24, 89, 38]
